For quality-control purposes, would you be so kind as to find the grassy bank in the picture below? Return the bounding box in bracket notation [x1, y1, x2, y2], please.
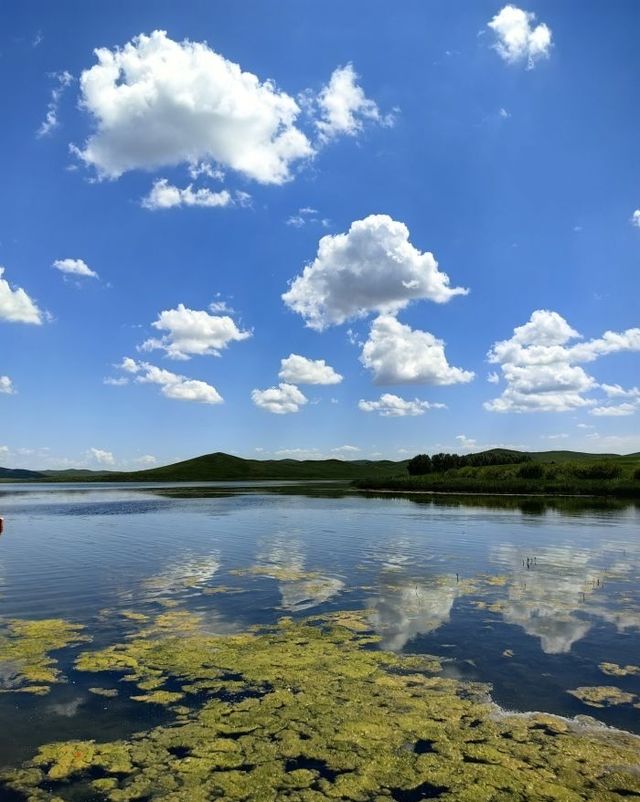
[355, 458, 640, 498]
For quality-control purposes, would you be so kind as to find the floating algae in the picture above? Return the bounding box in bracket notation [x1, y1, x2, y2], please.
[568, 686, 637, 708]
[0, 618, 89, 695]
[88, 687, 119, 698]
[3, 611, 640, 801]
[600, 662, 640, 678]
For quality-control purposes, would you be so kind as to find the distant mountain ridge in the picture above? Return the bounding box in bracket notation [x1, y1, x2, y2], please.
[0, 467, 47, 480]
[1, 448, 637, 483]
[102, 452, 408, 482]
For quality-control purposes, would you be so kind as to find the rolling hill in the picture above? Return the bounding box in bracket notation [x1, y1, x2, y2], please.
[0, 467, 47, 480]
[2, 449, 639, 484]
[95, 452, 408, 482]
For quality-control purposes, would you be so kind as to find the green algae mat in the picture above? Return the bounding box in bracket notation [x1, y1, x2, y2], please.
[0, 618, 89, 696]
[2, 609, 640, 802]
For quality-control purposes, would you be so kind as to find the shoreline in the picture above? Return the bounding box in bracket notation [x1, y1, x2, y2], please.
[354, 487, 608, 498]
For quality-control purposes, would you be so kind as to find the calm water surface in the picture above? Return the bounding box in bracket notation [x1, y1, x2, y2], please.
[0, 483, 639, 774]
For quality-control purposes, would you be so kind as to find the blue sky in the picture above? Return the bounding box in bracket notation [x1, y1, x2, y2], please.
[1, 1, 639, 470]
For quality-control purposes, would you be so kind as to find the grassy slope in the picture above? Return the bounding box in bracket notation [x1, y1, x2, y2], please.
[529, 450, 638, 463]
[42, 452, 409, 482]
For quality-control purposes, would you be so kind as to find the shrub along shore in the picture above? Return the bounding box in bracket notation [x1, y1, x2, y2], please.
[355, 453, 640, 498]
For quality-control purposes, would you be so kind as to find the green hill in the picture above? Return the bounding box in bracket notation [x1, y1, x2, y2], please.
[529, 450, 626, 463]
[0, 467, 46, 480]
[5, 448, 640, 486]
[45, 452, 408, 483]
[39, 469, 115, 478]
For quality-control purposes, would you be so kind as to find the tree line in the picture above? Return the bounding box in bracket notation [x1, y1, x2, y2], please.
[407, 450, 531, 475]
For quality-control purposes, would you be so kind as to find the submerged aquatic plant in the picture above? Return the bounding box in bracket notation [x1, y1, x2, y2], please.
[3, 610, 640, 801]
[0, 618, 89, 695]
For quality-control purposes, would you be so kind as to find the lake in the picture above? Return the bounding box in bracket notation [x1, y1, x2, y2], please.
[1, 483, 639, 800]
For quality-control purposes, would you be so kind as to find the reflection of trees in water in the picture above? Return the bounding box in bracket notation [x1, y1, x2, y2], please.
[395, 494, 638, 518]
[492, 541, 640, 654]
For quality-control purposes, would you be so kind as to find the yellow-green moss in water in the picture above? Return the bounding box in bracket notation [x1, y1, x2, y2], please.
[3, 610, 640, 801]
[600, 662, 640, 677]
[89, 687, 119, 698]
[0, 618, 89, 695]
[568, 686, 637, 708]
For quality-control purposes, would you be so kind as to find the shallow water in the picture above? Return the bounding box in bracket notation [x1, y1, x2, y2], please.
[1, 483, 639, 777]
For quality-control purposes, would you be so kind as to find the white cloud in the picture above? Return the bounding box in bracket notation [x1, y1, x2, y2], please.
[278, 354, 342, 385]
[315, 64, 387, 142]
[455, 434, 478, 451]
[590, 403, 637, 417]
[0, 267, 43, 324]
[0, 376, 15, 395]
[488, 5, 552, 68]
[274, 447, 322, 458]
[141, 179, 233, 210]
[52, 258, 99, 278]
[139, 303, 251, 360]
[541, 433, 569, 440]
[188, 161, 225, 180]
[360, 314, 474, 386]
[251, 383, 307, 414]
[631, 210, 640, 228]
[601, 384, 640, 399]
[358, 393, 445, 417]
[160, 379, 222, 404]
[104, 376, 129, 386]
[285, 207, 329, 228]
[486, 310, 640, 413]
[267, 445, 360, 459]
[89, 448, 115, 466]
[37, 71, 73, 137]
[120, 357, 140, 373]
[75, 30, 314, 184]
[581, 432, 640, 453]
[487, 371, 500, 384]
[117, 357, 223, 404]
[132, 454, 157, 466]
[282, 215, 468, 330]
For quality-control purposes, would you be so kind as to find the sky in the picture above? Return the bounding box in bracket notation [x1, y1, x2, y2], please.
[1, 0, 639, 470]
